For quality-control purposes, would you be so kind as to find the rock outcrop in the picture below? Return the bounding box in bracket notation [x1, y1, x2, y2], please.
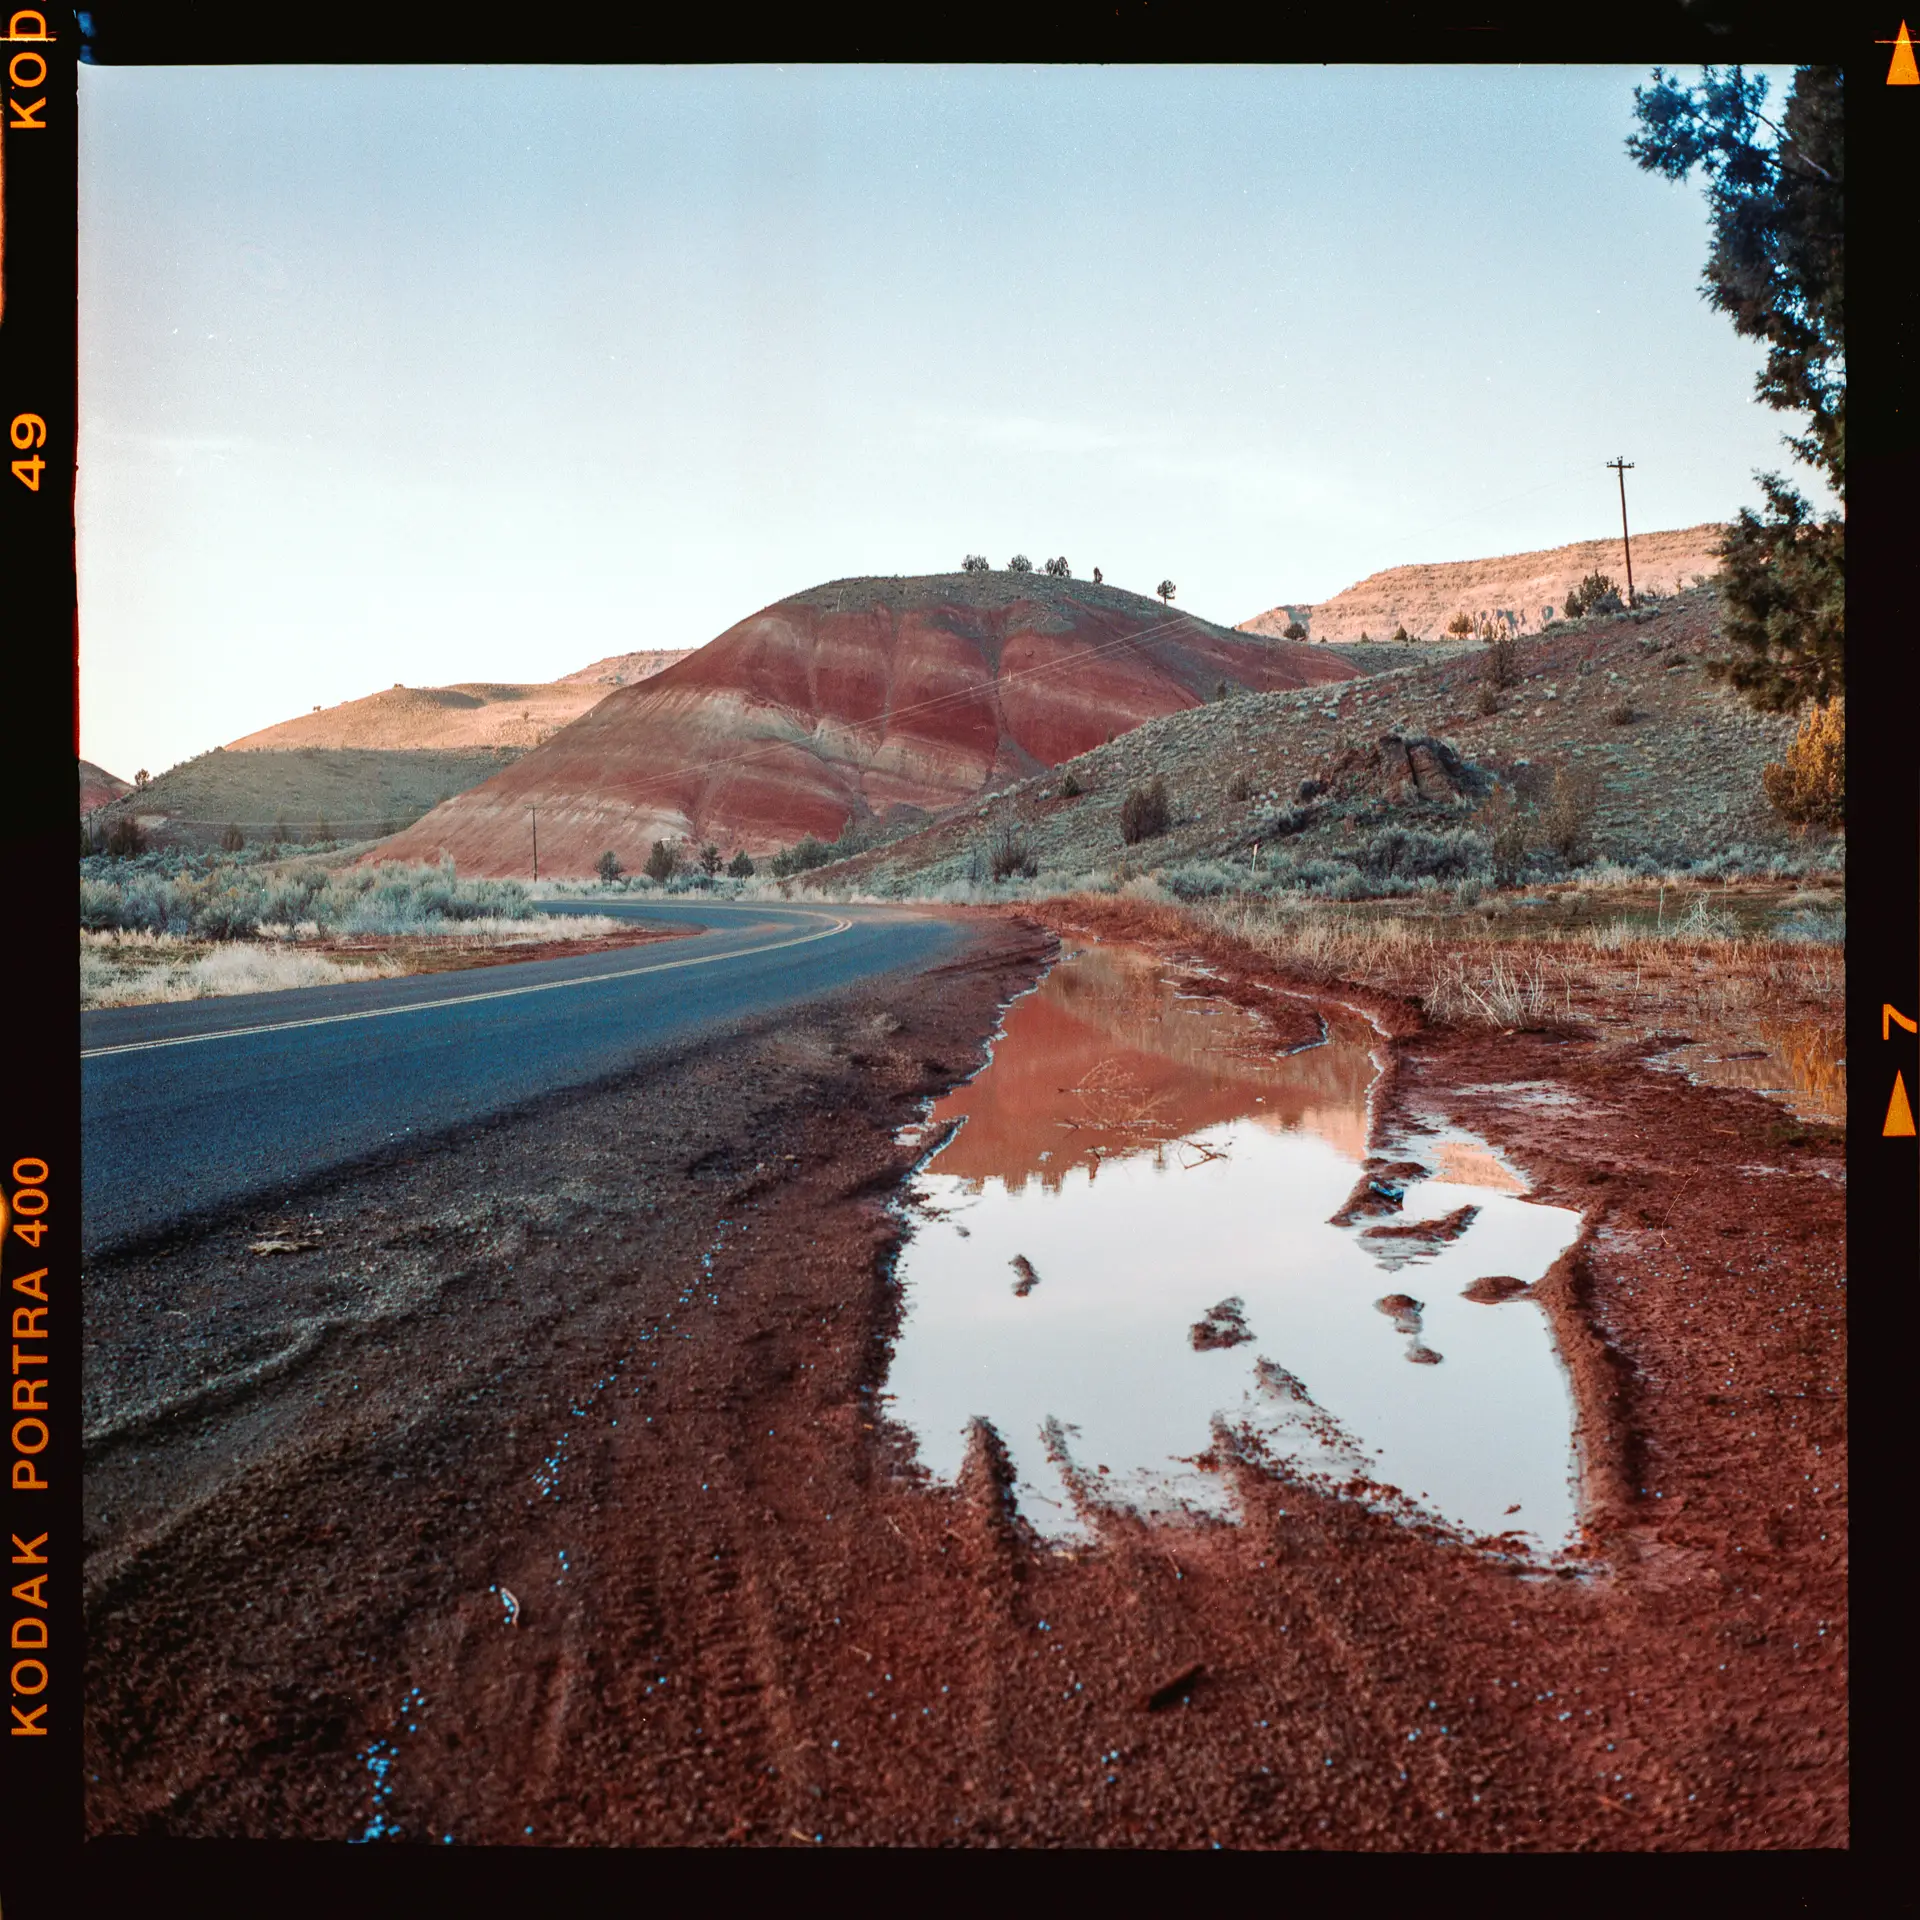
[1239, 525, 1726, 643]
[372, 574, 1356, 877]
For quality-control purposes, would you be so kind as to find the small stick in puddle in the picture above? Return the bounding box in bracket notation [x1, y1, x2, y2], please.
[1010, 1255, 1040, 1297]
[1143, 1663, 1206, 1712]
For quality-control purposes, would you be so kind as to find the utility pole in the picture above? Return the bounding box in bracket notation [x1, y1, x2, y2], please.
[1606, 456, 1636, 604]
[529, 806, 538, 881]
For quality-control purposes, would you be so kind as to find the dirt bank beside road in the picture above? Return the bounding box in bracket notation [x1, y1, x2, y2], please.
[83, 904, 1843, 1850]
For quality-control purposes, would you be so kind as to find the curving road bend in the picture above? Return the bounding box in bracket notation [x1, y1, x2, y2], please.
[81, 898, 968, 1257]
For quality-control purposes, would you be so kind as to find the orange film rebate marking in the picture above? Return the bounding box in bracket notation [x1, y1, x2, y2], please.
[1887, 20, 1920, 83]
[1885, 1071, 1917, 1138]
[1885, 1003, 1918, 1040]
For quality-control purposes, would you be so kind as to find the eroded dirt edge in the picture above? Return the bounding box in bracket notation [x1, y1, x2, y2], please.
[82, 905, 1844, 1850]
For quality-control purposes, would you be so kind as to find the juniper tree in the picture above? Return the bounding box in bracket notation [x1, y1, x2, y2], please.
[1629, 64, 1842, 711]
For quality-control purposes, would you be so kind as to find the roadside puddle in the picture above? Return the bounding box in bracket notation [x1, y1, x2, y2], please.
[885, 942, 1586, 1555]
[1650, 1016, 1845, 1127]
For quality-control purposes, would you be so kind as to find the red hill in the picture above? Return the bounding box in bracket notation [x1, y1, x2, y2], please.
[373, 574, 1357, 878]
[80, 759, 134, 815]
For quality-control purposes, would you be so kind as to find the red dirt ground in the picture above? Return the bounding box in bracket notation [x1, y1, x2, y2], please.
[81, 905, 1844, 1850]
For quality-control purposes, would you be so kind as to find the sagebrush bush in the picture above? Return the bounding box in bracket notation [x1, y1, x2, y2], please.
[340, 870, 531, 933]
[979, 823, 1039, 882]
[1312, 867, 1373, 902]
[1540, 764, 1602, 865]
[1351, 824, 1485, 886]
[1119, 776, 1171, 845]
[1761, 697, 1844, 829]
[1227, 769, 1252, 802]
[76, 858, 536, 941]
[1773, 907, 1845, 943]
[1060, 768, 1084, 799]
[1480, 788, 1532, 888]
[1160, 860, 1247, 901]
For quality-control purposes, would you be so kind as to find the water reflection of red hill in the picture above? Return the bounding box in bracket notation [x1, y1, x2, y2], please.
[927, 945, 1375, 1193]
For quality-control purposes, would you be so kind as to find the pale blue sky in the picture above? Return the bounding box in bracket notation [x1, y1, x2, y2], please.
[78, 63, 1821, 779]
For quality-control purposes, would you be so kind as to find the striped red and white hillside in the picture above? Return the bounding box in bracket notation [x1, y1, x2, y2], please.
[371, 574, 1356, 877]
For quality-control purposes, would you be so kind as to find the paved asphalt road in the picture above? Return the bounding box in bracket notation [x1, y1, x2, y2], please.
[81, 899, 969, 1257]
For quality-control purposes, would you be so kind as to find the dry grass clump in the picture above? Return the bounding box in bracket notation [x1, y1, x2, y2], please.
[79, 910, 627, 1008]
[81, 932, 402, 1009]
[1422, 951, 1577, 1030]
[1198, 898, 1433, 983]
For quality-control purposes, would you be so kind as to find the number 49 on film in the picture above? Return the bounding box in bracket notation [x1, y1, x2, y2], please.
[11, 412, 47, 490]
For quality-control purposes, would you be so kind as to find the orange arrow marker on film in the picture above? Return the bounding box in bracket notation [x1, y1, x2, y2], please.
[1885, 1071, 1917, 1136]
[1891, 21, 1920, 83]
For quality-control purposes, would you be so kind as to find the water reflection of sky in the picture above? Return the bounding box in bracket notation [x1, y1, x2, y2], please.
[886, 944, 1585, 1554]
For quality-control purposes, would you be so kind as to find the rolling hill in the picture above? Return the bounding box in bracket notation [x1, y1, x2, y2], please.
[372, 574, 1357, 878]
[1239, 525, 1727, 644]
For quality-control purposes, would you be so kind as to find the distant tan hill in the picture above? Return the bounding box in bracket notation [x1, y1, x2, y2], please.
[226, 652, 691, 753]
[80, 759, 133, 815]
[89, 746, 527, 853]
[1240, 525, 1727, 644]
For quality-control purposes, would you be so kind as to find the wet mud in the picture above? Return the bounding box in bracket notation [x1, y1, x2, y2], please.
[81, 901, 1845, 1850]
